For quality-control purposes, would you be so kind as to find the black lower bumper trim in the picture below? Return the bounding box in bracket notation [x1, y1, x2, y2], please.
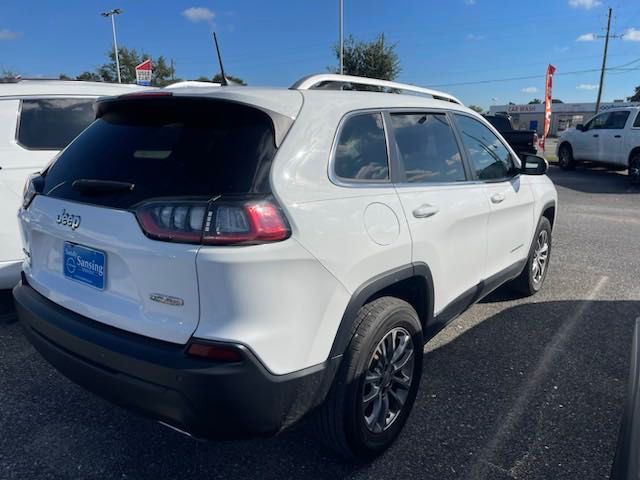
[13, 280, 339, 438]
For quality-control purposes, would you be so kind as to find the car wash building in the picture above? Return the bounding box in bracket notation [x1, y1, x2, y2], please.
[488, 100, 639, 136]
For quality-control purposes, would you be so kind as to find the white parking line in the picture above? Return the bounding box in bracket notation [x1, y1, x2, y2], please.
[467, 275, 609, 479]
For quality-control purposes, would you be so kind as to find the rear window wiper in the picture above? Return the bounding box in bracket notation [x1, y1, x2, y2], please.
[72, 179, 135, 195]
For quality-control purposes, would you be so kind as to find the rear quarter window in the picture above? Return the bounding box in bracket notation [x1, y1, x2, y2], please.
[17, 98, 96, 150]
[333, 112, 389, 182]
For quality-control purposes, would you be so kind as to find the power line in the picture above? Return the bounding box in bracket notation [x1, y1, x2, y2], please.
[425, 56, 640, 88]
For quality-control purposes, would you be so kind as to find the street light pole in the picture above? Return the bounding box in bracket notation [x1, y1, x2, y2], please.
[101, 9, 123, 83]
[339, 0, 344, 75]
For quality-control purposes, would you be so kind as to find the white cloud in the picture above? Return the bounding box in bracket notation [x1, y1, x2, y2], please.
[577, 83, 599, 90]
[182, 7, 215, 23]
[466, 33, 485, 41]
[577, 33, 596, 42]
[623, 28, 640, 41]
[555, 45, 570, 53]
[522, 86, 538, 93]
[0, 29, 22, 40]
[569, 0, 601, 9]
[464, 0, 476, 4]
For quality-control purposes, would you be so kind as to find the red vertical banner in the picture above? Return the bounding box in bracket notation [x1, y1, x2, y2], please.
[541, 64, 556, 152]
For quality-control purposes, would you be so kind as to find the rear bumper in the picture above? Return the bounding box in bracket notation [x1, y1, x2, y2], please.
[13, 279, 340, 438]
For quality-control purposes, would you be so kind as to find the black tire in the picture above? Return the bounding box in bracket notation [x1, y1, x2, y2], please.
[510, 217, 552, 296]
[314, 297, 423, 459]
[558, 143, 576, 170]
[629, 152, 640, 186]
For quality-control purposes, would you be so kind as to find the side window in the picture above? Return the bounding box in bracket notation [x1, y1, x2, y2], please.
[634, 111, 640, 128]
[390, 113, 466, 183]
[334, 112, 389, 181]
[18, 98, 96, 150]
[585, 113, 609, 131]
[454, 114, 516, 181]
[605, 111, 630, 129]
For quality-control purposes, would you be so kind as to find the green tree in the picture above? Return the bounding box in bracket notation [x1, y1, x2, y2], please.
[1, 68, 19, 79]
[628, 86, 640, 102]
[212, 73, 246, 85]
[529, 98, 542, 104]
[468, 105, 484, 113]
[59, 73, 73, 80]
[76, 71, 102, 82]
[332, 33, 401, 81]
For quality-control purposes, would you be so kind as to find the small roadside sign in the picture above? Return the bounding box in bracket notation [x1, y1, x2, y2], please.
[135, 59, 152, 86]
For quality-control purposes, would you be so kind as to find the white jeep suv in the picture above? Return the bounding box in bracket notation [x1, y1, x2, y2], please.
[0, 78, 146, 290]
[13, 74, 557, 458]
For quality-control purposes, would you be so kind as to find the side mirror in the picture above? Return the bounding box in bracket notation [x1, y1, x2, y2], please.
[521, 155, 548, 175]
[576, 124, 585, 131]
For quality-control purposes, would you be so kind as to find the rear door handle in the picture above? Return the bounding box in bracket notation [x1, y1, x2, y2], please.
[412, 204, 439, 218]
[593, 134, 599, 138]
[490, 193, 505, 204]
[614, 135, 622, 138]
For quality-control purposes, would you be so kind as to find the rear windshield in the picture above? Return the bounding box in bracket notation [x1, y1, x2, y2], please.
[42, 98, 278, 209]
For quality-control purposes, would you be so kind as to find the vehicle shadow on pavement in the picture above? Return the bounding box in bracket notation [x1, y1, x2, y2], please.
[0, 289, 17, 323]
[548, 165, 640, 195]
[1, 299, 638, 480]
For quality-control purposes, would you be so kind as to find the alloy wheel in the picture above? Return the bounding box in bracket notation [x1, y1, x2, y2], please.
[362, 327, 415, 433]
[559, 147, 570, 168]
[532, 229, 549, 285]
[630, 157, 640, 185]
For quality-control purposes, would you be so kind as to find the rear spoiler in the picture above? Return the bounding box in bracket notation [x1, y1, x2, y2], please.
[95, 93, 294, 147]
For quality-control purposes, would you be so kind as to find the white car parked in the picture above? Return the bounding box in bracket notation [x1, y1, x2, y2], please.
[0, 79, 147, 290]
[557, 106, 640, 184]
[13, 74, 557, 458]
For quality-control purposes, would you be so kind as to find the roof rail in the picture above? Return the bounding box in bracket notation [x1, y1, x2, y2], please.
[290, 74, 463, 105]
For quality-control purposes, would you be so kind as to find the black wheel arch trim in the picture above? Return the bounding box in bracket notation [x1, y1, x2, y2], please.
[328, 262, 434, 359]
[541, 199, 556, 222]
[628, 146, 640, 164]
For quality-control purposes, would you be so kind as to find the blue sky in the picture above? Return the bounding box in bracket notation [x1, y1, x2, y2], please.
[1, 0, 639, 109]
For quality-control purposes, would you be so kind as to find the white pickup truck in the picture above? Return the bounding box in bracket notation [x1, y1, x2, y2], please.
[556, 106, 640, 185]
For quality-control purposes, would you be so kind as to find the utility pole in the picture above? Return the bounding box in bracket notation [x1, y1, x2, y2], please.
[595, 8, 621, 114]
[101, 9, 123, 83]
[339, 0, 344, 75]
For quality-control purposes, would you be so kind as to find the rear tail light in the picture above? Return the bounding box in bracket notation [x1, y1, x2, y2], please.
[186, 341, 243, 362]
[22, 173, 44, 209]
[135, 197, 290, 246]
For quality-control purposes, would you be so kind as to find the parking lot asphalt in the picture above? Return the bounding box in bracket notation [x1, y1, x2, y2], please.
[1, 165, 639, 480]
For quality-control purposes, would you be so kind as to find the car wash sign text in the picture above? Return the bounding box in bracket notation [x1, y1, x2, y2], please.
[135, 59, 152, 86]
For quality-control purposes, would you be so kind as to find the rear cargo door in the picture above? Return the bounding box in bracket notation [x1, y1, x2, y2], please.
[21, 96, 284, 344]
